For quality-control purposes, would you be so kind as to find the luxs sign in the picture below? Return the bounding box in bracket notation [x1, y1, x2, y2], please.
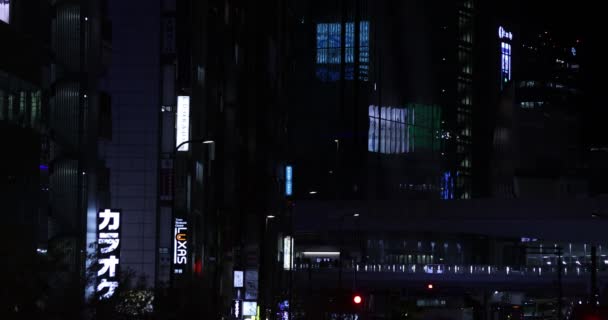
[173, 217, 188, 274]
[97, 209, 121, 299]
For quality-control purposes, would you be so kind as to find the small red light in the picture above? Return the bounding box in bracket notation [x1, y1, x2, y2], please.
[353, 295, 362, 304]
[427, 284, 434, 289]
[194, 259, 202, 275]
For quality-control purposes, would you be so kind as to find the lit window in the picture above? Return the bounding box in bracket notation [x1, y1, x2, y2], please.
[316, 21, 369, 81]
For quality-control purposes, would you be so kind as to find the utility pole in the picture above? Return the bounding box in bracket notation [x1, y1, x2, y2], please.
[592, 245, 599, 305]
[557, 246, 563, 320]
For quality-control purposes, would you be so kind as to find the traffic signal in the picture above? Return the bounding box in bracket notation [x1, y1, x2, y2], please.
[353, 295, 363, 305]
[427, 283, 434, 290]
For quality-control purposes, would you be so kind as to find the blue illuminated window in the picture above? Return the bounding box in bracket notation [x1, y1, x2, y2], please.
[316, 21, 369, 81]
[441, 172, 455, 200]
[499, 26, 512, 89]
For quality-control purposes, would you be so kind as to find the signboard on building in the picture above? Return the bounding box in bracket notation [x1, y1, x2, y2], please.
[234, 270, 244, 288]
[173, 217, 188, 274]
[97, 209, 121, 299]
[243, 301, 258, 317]
[285, 165, 293, 196]
[244, 270, 258, 300]
[283, 236, 293, 270]
[231, 299, 242, 318]
[176, 96, 190, 151]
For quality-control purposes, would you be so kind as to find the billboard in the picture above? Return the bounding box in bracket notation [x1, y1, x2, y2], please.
[176, 96, 190, 151]
[234, 270, 244, 288]
[245, 270, 258, 299]
[243, 301, 258, 317]
[97, 209, 121, 299]
[283, 236, 293, 270]
[173, 217, 188, 274]
[285, 165, 293, 196]
[0, 0, 9, 24]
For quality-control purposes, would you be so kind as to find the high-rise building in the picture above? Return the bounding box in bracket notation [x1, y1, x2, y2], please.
[162, 0, 291, 318]
[46, 0, 112, 304]
[491, 28, 586, 198]
[288, 0, 505, 203]
[1, 0, 113, 313]
[102, 0, 161, 288]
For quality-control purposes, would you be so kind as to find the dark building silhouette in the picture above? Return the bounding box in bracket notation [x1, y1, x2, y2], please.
[491, 29, 586, 198]
[166, 0, 290, 318]
[1, 0, 112, 315]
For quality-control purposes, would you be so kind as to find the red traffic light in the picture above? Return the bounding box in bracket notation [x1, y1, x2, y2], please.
[353, 295, 363, 304]
[427, 283, 434, 290]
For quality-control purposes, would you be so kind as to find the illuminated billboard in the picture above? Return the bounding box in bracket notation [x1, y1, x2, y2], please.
[368, 104, 441, 154]
[285, 165, 293, 196]
[499, 26, 513, 89]
[243, 301, 258, 316]
[283, 236, 293, 270]
[234, 270, 244, 288]
[97, 209, 121, 299]
[0, 0, 9, 24]
[173, 217, 188, 274]
[176, 96, 190, 151]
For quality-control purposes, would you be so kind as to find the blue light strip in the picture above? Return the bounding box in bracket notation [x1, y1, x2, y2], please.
[286, 165, 293, 196]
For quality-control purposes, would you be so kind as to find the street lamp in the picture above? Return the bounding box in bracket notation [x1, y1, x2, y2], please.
[175, 138, 215, 152]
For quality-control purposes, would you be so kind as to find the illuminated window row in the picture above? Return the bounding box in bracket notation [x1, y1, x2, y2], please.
[461, 127, 472, 137]
[461, 32, 473, 44]
[519, 80, 539, 88]
[0, 89, 42, 127]
[461, 158, 471, 168]
[457, 113, 471, 125]
[457, 107, 472, 114]
[520, 101, 544, 109]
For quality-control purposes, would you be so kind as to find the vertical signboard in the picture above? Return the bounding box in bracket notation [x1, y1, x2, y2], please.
[231, 299, 242, 318]
[0, 0, 9, 24]
[173, 217, 188, 274]
[285, 165, 293, 196]
[176, 96, 190, 151]
[283, 236, 293, 270]
[97, 209, 121, 299]
[245, 270, 258, 300]
[498, 26, 513, 89]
